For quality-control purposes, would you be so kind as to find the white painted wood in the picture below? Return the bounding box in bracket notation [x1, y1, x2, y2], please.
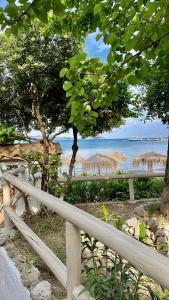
[5, 207, 67, 288]
[72, 285, 95, 300]
[4, 171, 169, 290]
[3, 180, 13, 230]
[17, 169, 26, 216]
[66, 222, 81, 300]
[58, 172, 165, 182]
[128, 178, 135, 203]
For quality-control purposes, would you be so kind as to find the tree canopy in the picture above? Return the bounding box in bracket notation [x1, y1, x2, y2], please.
[0, 1, 168, 134]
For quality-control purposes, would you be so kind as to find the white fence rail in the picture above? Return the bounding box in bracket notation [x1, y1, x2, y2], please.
[2, 167, 169, 299]
[58, 172, 165, 203]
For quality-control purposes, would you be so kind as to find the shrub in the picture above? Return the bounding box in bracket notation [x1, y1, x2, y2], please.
[64, 177, 164, 204]
[81, 233, 164, 300]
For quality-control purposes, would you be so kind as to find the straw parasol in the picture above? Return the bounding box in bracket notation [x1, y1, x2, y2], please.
[82, 153, 119, 175]
[61, 155, 70, 166]
[132, 152, 167, 173]
[107, 152, 127, 162]
[61, 154, 86, 175]
[61, 154, 85, 166]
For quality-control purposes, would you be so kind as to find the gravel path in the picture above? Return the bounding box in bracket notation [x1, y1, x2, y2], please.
[0, 247, 30, 300]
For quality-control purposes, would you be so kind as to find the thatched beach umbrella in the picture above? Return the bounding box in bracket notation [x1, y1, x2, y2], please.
[107, 152, 127, 162]
[83, 153, 119, 175]
[61, 154, 86, 175]
[61, 155, 70, 166]
[132, 152, 167, 173]
[66, 154, 86, 164]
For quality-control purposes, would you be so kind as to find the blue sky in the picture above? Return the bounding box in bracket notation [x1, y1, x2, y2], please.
[0, 0, 6, 8]
[1, 0, 168, 138]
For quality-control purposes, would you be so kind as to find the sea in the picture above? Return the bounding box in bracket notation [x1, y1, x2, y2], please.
[56, 138, 168, 174]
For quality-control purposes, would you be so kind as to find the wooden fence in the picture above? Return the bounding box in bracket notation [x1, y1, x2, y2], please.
[2, 167, 169, 299]
[58, 172, 165, 203]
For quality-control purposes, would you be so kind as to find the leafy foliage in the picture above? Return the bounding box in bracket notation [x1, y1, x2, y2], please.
[24, 150, 61, 190]
[2, 0, 168, 133]
[138, 79, 169, 127]
[81, 233, 164, 299]
[0, 125, 17, 144]
[0, 30, 78, 135]
[64, 177, 165, 204]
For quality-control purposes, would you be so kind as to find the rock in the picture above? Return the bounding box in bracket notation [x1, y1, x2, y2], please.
[128, 227, 135, 236]
[156, 236, 168, 251]
[121, 224, 128, 233]
[31, 281, 52, 300]
[146, 237, 154, 246]
[146, 229, 153, 239]
[8, 229, 16, 240]
[155, 229, 166, 237]
[125, 217, 138, 228]
[22, 266, 40, 287]
[134, 205, 145, 218]
[13, 255, 27, 271]
[0, 232, 7, 246]
[147, 218, 158, 231]
[7, 245, 20, 258]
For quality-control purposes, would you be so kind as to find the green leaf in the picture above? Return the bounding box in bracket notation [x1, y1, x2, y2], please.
[60, 67, 68, 78]
[96, 33, 102, 41]
[108, 33, 118, 44]
[139, 221, 147, 242]
[63, 81, 73, 91]
[107, 51, 115, 64]
[51, 0, 65, 16]
[69, 53, 86, 69]
[102, 204, 108, 223]
[94, 4, 102, 15]
[4, 3, 18, 17]
[127, 75, 139, 85]
[68, 115, 74, 124]
[89, 111, 99, 118]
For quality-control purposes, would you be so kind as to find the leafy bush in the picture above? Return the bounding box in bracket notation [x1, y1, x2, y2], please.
[64, 177, 164, 204]
[81, 233, 164, 300]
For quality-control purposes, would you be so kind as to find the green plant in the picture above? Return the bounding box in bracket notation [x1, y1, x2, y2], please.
[0, 125, 17, 144]
[64, 177, 165, 204]
[139, 221, 147, 243]
[102, 204, 124, 230]
[81, 233, 165, 300]
[147, 202, 161, 215]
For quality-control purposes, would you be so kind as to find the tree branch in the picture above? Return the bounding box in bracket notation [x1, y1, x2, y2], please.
[111, 30, 169, 78]
[8, 0, 37, 25]
[51, 128, 69, 141]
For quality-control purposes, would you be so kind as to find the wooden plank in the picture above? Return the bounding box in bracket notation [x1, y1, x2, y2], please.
[3, 180, 13, 231]
[66, 222, 81, 300]
[58, 172, 165, 182]
[3, 172, 169, 290]
[5, 207, 67, 288]
[128, 178, 135, 203]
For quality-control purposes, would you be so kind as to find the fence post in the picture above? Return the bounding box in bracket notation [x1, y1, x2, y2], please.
[66, 222, 81, 300]
[3, 180, 12, 231]
[128, 178, 135, 203]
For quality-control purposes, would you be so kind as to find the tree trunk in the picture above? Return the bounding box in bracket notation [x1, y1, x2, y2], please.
[165, 137, 169, 186]
[32, 100, 49, 191]
[67, 126, 78, 182]
[161, 136, 169, 215]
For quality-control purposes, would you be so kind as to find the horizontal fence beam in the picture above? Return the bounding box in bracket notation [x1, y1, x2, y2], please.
[5, 207, 67, 288]
[3, 172, 169, 290]
[58, 172, 165, 183]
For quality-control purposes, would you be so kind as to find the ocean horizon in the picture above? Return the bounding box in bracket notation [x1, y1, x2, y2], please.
[56, 138, 168, 174]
